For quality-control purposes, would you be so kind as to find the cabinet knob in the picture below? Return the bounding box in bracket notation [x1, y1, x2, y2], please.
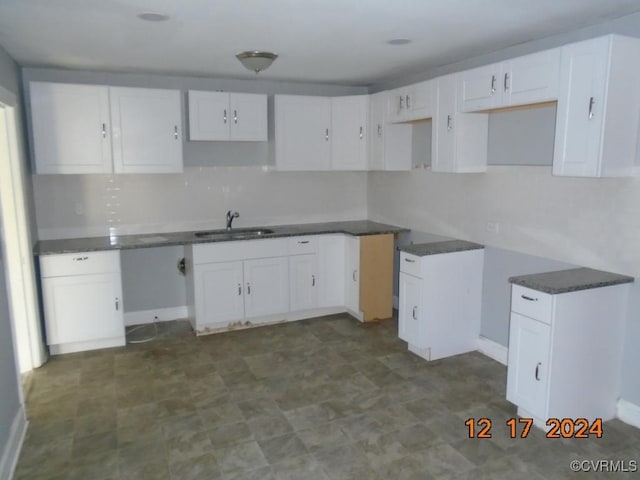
[491, 75, 496, 94]
[399, 95, 404, 110]
[223, 109, 228, 124]
[588, 97, 595, 120]
[377, 124, 382, 137]
[234, 110, 238, 124]
[521, 294, 538, 302]
[247, 283, 251, 295]
[298, 240, 310, 244]
[325, 128, 329, 141]
[238, 284, 242, 296]
[412, 306, 418, 320]
[352, 269, 357, 282]
[115, 298, 120, 311]
[359, 126, 363, 139]
[446, 115, 453, 131]
[405, 94, 410, 109]
[404, 258, 415, 263]
[312, 275, 316, 287]
[535, 362, 541, 381]
[174, 125, 179, 140]
[101, 123, 107, 139]
[73, 256, 89, 262]
[504, 73, 509, 92]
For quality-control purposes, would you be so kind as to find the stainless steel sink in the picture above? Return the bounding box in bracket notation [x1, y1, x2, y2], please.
[194, 227, 275, 240]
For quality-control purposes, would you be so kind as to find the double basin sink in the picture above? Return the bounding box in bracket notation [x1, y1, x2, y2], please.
[194, 227, 275, 241]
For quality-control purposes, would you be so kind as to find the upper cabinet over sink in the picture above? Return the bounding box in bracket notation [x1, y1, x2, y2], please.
[458, 48, 561, 112]
[30, 82, 183, 174]
[553, 35, 640, 177]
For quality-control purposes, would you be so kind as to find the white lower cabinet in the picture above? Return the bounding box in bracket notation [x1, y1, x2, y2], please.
[506, 283, 629, 425]
[193, 261, 245, 326]
[398, 247, 483, 360]
[243, 257, 289, 318]
[289, 254, 318, 312]
[318, 235, 347, 308]
[40, 250, 125, 354]
[344, 235, 360, 315]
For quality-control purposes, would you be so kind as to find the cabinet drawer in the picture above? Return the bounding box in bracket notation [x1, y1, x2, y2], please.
[288, 236, 317, 255]
[511, 285, 553, 324]
[40, 250, 121, 277]
[400, 252, 422, 277]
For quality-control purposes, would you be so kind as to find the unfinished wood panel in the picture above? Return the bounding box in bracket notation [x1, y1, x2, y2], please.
[359, 233, 394, 322]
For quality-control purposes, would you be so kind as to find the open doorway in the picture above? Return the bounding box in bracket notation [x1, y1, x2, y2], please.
[0, 84, 46, 378]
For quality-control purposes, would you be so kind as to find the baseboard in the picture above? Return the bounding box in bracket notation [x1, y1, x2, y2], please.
[124, 306, 189, 326]
[476, 336, 508, 365]
[0, 407, 27, 480]
[617, 399, 640, 429]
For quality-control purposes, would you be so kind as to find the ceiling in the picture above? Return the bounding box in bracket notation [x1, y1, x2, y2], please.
[1, 0, 639, 86]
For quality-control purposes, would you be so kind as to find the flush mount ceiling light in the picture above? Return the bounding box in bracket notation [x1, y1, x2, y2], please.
[236, 51, 278, 74]
[137, 12, 170, 22]
[387, 38, 411, 45]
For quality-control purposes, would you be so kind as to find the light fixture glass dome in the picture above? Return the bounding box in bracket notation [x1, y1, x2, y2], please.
[236, 51, 278, 74]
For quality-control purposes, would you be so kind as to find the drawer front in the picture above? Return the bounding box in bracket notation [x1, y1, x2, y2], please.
[193, 238, 288, 264]
[288, 236, 317, 255]
[40, 250, 121, 277]
[511, 285, 553, 324]
[400, 252, 422, 277]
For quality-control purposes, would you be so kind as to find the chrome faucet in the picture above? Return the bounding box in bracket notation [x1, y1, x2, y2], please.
[226, 210, 239, 230]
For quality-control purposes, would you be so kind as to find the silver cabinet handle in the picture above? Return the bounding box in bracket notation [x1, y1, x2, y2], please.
[115, 298, 119, 311]
[377, 124, 382, 137]
[73, 256, 89, 261]
[504, 73, 509, 91]
[491, 75, 496, 94]
[298, 240, 310, 244]
[238, 284, 242, 296]
[405, 94, 410, 109]
[174, 125, 178, 139]
[521, 294, 538, 302]
[223, 109, 227, 124]
[325, 128, 329, 141]
[404, 258, 415, 263]
[234, 110, 238, 124]
[359, 126, 363, 139]
[102, 123, 107, 138]
[535, 362, 541, 381]
[246, 283, 251, 295]
[446, 114, 453, 131]
[352, 270, 357, 282]
[399, 95, 404, 110]
[312, 275, 316, 287]
[588, 97, 595, 119]
[412, 306, 417, 320]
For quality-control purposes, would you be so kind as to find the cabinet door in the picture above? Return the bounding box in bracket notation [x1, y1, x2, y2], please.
[387, 87, 406, 123]
[344, 236, 360, 313]
[331, 95, 368, 170]
[398, 272, 422, 346]
[30, 82, 113, 174]
[193, 261, 244, 326]
[368, 92, 386, 171]
[244, 257, 289, 319]
[275, 95, 331, 171]
[289, 254, 318, 311]
[553, 37, 609, 177]
[505, 48, 560, 107]
[405, 80, 434, 121]
[230, 93, 268, 141]
[318, 235, 346, 307]
[458, 64, 500, 112]
[188, 91, 230, 141]
[110, 87, 183, 173]
[432, 75, 457, 172]
[43, 272, 123, 345]
[506, 312, 551, 418]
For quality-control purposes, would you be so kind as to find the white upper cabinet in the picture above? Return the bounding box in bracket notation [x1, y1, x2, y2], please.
[30, 82, 113, 174]
[275, 95, 331, 171]
[30, 82, 183, 174]
[387, 80, 434, 123]
[553, 35, 640, 177]
[459, 48, 560, 112]
[369, 91, 412, 171]
[110, 87, 183, 174]
[432, 74, 488, 173]
[188, 91, 267, 141]
[275, 94, 369, 171]
[330, 95, 368, 171]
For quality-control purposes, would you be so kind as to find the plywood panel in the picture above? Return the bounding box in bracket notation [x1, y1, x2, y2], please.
[359, 234, 394, 322]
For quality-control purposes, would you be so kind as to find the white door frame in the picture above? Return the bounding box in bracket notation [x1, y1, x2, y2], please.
[0, 84, 46, 374]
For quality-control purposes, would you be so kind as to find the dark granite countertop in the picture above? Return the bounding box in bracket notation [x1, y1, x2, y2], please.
[399, 240, 484, 257]
[34, 221, 409, 255]
[509, 267, 634, 294]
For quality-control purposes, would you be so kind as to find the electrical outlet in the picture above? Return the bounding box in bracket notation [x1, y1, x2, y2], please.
[486, 221, 500, 234]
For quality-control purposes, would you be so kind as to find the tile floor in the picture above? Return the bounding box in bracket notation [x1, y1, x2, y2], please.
[14, 315, 640, 480]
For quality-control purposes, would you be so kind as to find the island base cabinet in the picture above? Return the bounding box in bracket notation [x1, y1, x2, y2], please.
[506, 283, 629, 427]
[40, 250, 124, 354]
